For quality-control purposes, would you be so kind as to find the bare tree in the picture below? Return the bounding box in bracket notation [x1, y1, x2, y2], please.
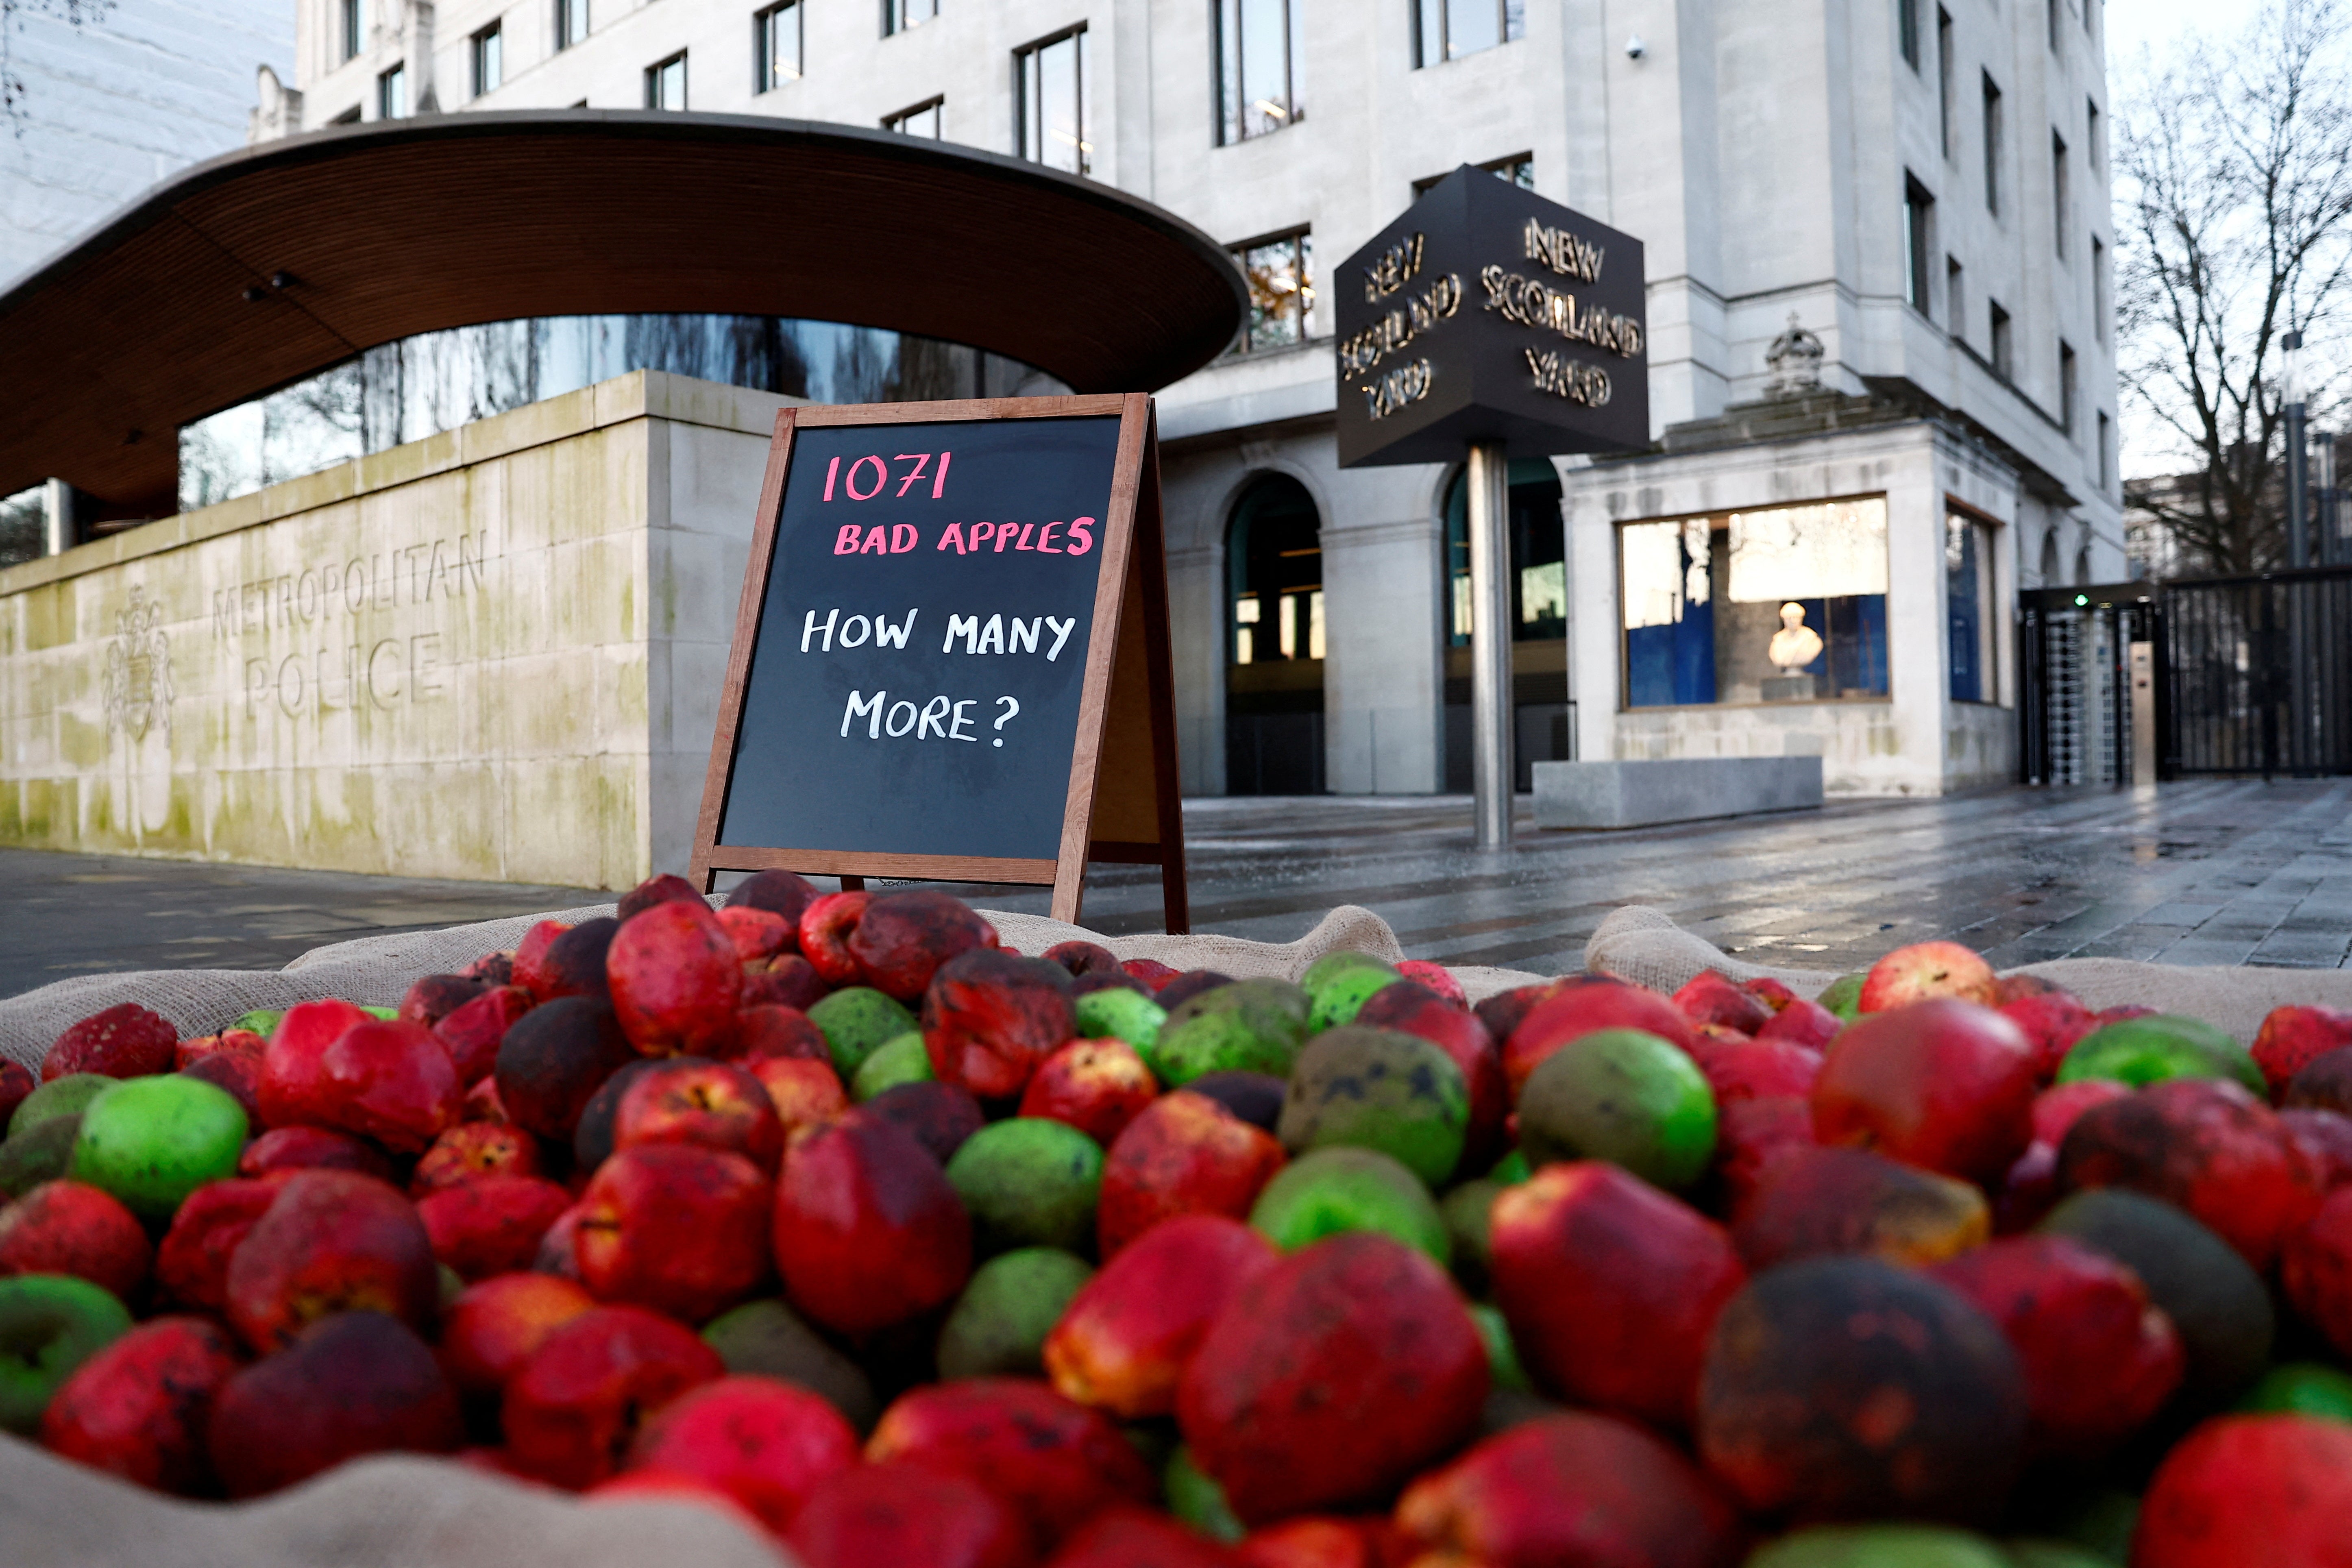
[2117, 0, 2352, 574]
[2, 0, 115, 131]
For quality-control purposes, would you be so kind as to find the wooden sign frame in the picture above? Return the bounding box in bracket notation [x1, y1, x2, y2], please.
[688, 393, 1189, 933]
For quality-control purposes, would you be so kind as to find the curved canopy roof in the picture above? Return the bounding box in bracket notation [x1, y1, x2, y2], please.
[0, 111, 1248, 514]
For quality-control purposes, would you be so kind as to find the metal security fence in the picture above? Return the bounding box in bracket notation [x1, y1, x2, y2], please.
[2020, 566, 2352, 784]
[2163, 566, 2352, 777]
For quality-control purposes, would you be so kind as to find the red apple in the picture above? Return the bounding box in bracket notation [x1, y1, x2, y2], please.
[1673, 971, 1774, 1035]
[503, 1304, 725, 1488]
[577, 1145, 772, 1323]
[922, 947, 1077, 1100]
[731, 1003, 830, 1064]
[787, 1460, 1033, 1568]
[850, 890, 997, 1003]
[44, 1002, 178, 1082]
[433, 984, 533, 1087]
[2281, 1186, 2352, 1359]
[867, 1377, 1156, 1548]
[2057, 1078, 2323, 1270]
[612, 1058, 784, 1172]
[1932, 1234, 2184, 1455]
[1710, 1095, 1818, 1213]
[773, 1112, 969, 1335]
[259, 1015, 461, 1154]
[173, 1029, 264, 1070]
[2282, 1108, 2352, 1189]
[179, 1051, 261, 1123]
[1049, 1508, 1238, 1568]
[1045, 1213, 1280, 1418]
[1755, 998, 1843, 1052]
[744, 955, 830, 1013]
[1122, 958, 1180, 992]
[1687, 1036, 1823, 1104]
[2136, 1416, 2352, 1568]
[1178, 1233, 1487, 1525]
[420, 1176, 575, 1282]
[619, 873, 706, 923]
[745, 1055, 848, 1142]
[0, 1060, 36, 1127]
[237, 1124, 396, 1180]
[0, 1179, 151, 1299]
[1811, 999, 2037, 1184]
[726, 869, 821, 934]
[398, 973, 486, 1029]
[222, 1169, 439, 1351]
[1019, 1038, 1160, 1148]
[40, 1315, 244, 1494]
[2000, 990, 2101, 1081]
[606, 900, 743, 1057]
[1396, 1413, 1744, 1568]
[1394, 959, 1467, 1008]
[439, 1271, 598, 1397]
[715, 905, 793, 963]
[206, 1310, 462, 1497]
[2254, 1006, 2352, 1100]
[625, 1375, 860, 1534]
[1857, 940, 1997, 1012]
[798, 892, 870, 987]
[155, 1176, 284, 1311]
[411, 1121, 544, 1195]
[1096, 1090, 1287, 1258]
[1490, 1162, 1746, 1431]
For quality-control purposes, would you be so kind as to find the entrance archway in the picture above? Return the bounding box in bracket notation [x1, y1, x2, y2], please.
[1225, 474, 1326, 794]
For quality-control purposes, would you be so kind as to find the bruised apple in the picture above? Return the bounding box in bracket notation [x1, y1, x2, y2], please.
[576, 1145, 773, 1324]
[1097, 1090, 1287, 1257]
[40, 1315, 244, 1494]
[849, 891, 996, 1004]
[922, 948, 1077, 1100]
[773, 1112, 970, 1336]
[606, 900, 743, 1057]
[503, 1304, 725, 1487]
[206, 1311, 462, 1497]
[222, 1169, 439, 1351]
[865, 1377, 1156, 1547]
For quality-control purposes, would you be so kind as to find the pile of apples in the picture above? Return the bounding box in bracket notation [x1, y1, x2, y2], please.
[5, 873, 2352, 1568]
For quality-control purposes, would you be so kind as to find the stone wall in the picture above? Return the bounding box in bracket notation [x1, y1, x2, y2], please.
[0, 372, 788, 887]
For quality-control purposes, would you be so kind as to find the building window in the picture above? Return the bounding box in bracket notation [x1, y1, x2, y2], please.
[1216, 0, 1303, 144]
[1947, 512, 1997, 703]
[1947, 257, 1965, 343]
[2087, 99, 2102, 169]
[884, 97, 943, 137]
[645, 51, 687, 110]
[1232, 229, 1313, 351]
[1414, 0, 1524, 67]
[756, 1, 801, 89]
[1444, 460, 1566, 646]
[1937, 9, 1954, 158]
[1898, 0, 1920, 70]
[340, 0, 362, 61]
[2052, 131, 2069, 257]
[884, 0, 937, 36]
[1621, 500, 1892, 708]
[470, 23, 501, 97]
[1413, 154, 1533, 196]
[1903, 176, 1936, 315]
[1229, 479, 1324, 667]
[2098, 411, 2114, 491]
[377, 62, 405, 118]
[2091, 235, 2108, 342]
[1982, 73, 2003, 215]
[555, 0, 587, 48]
[2060, 340, 2078, 433]
[2047, 0, 2063, 52]
[1989, 300, 2012, 378]
[1017, 27, 1089, 175]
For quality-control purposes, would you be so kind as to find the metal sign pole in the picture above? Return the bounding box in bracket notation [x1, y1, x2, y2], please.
[1468, 440, 1514, 848]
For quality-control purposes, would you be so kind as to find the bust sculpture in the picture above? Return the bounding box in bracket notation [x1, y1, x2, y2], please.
[1768, 601, 1823, 672]
[1764, 313, 1824, 398]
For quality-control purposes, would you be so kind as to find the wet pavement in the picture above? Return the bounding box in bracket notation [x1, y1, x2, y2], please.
[4, 778, 2347, 1000]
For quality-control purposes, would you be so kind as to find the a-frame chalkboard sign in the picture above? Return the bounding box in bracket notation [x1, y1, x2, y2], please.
[690, 394, 1188, 932]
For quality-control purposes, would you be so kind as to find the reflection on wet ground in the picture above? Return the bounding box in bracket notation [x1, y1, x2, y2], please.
[4, 779, 2345, 998]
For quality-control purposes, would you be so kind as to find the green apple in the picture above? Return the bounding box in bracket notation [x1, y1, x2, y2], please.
[9, 1074, 112, 1139]
[1071, 988, 1165, 1053]
[69, 1075, 248, 1220]
[850, 1032, 933, 1101]
[0, 1275, 133, 1433]
[2056, 1015, 2264, 1094]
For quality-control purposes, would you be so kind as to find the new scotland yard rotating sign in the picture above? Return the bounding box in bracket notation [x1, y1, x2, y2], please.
[1335, 167, 1649, 468]
[691, 395, 1188, 931]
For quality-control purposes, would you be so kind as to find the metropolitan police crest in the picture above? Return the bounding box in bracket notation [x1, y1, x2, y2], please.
[102, 584, 173, 743]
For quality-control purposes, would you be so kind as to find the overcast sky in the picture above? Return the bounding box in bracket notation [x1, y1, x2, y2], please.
[2104, 0, 2213, 61]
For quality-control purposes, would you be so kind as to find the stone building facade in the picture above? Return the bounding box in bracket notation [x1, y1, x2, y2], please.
[253, 0, 2125, 802]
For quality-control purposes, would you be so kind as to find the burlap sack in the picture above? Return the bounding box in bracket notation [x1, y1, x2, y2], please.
[0, 1441, 790, 1568]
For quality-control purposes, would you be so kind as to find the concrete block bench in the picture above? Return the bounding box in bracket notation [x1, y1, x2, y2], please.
[1532, 756, 1824, 829]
